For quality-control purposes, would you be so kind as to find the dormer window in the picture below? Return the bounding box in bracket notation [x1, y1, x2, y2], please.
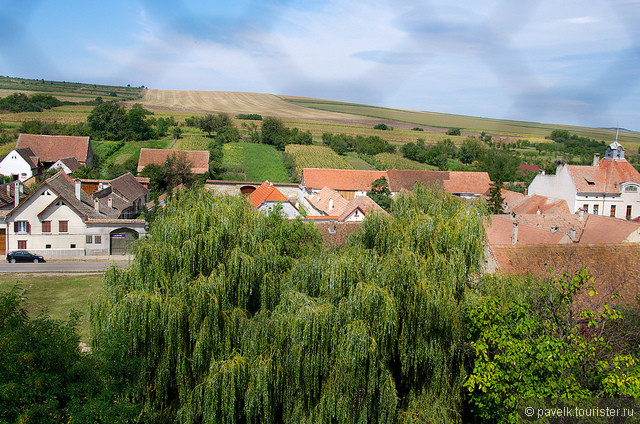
[625, 185, 638, 192]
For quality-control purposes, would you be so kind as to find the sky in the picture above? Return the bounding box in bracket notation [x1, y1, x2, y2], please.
[1, 0, 639, 130]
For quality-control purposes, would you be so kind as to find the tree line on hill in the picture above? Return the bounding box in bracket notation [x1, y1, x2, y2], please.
[2, 185, 639, 423]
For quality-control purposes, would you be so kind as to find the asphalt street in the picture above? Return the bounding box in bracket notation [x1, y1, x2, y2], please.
[0, 260, 130, 273]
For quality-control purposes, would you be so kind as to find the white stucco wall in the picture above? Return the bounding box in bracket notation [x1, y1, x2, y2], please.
[0, 150, 33, 182]
[7, 186, 86, 256]
[528, 165, 578, 212]
[257, 201, 300, 219]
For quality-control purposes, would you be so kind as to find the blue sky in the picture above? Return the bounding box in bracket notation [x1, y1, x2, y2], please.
[1, 0, 639, 130]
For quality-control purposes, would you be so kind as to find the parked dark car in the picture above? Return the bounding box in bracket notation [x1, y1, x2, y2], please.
[7, 251, 45, 263]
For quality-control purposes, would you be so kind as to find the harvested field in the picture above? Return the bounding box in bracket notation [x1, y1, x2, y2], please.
[135, 90, 379, 123]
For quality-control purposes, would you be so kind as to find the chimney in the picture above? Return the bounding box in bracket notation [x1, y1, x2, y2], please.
[511, 222, 519, 245]
[94, 198, 100, 212]
[570, 228, 576, 242]
[593, 153, 600, 167]
[13, 181, 19, 208]
[75, 179, 81, 201]
[108, 197, 113, 208]
[578, 208, 585, 220]
[6, 184, 10, 196]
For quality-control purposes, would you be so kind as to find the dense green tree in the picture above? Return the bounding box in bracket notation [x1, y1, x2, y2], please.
[457, 137, 486, 164]
[465, 271, 640, 423]
[87, 101, 128, 140]
[261, 116, 286, 146]
[125, 103, 155, 141]
[0, 288, 140, 423]
[199, 113, 232, 137]
[91, 185, 487, 423]
[367, 176, 393, 211]
[446, 128, 461, 136]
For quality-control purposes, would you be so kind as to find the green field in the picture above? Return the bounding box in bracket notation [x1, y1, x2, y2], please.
[285, 98, 640, 148]
[0, 273, 105, 342]
[221, 142, 289, 182]
[0, 76, 143, 100]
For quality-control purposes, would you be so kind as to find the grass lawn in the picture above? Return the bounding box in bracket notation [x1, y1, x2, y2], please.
[0, 273, 105, 342]
[222, 142, 289, 182]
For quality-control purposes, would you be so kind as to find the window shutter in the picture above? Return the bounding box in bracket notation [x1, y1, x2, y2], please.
[14, 222, 18, 232]
[26, 222, 31, 233]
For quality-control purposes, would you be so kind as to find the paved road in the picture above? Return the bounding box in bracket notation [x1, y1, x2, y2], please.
[0, 260, 130, 273]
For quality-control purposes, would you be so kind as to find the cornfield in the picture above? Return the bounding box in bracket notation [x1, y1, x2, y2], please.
[285, 144, 353, 174]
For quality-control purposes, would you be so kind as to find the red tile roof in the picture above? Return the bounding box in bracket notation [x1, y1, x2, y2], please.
[578, 214, 640, 244]
[16, 134, 91, 164]
[485, 215, 567, 246]
[567, 158, 640, 194]
[249, 181, 290, 208]
[137, 149, 210, 174]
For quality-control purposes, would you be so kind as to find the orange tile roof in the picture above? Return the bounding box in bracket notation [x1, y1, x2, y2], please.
[16, 134, 91, 164]
[303, 168, 387, 191]
[578, 214, 640, 244]
[510, 194, 570, 215]
[249, 181, 290, 208]
[485, 215, 567, 246]
[137, 149, 210, 174]
[567, 158, 640, 194]
[308, 186, 350, 215]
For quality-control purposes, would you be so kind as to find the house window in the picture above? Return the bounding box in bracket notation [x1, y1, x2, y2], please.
[17, 240, 27, 249]
[625, 185, 638, 192]
[94, 235, 102, 244]
[70, 244, 76, 249]
[45, 244, 51, 249]
[593, 205, 599, 215]
[582, 204, 588, 212]
[42, 221, 51, 233]
[14, 221, 30, 234]
[627, 205, 633, 220]
[86, 235, 93, 244]
[59, 220, 68, 233]
[610, 205, 616, 217]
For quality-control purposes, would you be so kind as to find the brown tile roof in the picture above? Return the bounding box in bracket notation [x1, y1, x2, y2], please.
[338, 195, 387, 221]
[501, 189, 527, 211]
[314, 221, 363, 248]
[512, 214, 585, 242]
[8, 171, 113, 220]
[108, 172, 149, 203]
[15, 147, 39, 169]
[0, 182, 26, 208]
[56, 157, 81, 172]
[303, 168, 387, 191]
[510, 194, 570, 215]
[137, 149, 210, 174]
[489, 244, 640, 309]
[16, 134, 91, 164]
[443, 171, 492, 195]
[304, 168, 492, 196]
[249, 181, 290, 208]
[567, 158, 640, 193]
[385, 169, 447, 192]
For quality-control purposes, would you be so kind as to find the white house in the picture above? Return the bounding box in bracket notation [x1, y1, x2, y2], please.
[5, 171, 146, 257]
[528, 142, 640, 220]
[249, 181, 300, 219]
[0, 148, 40, 181]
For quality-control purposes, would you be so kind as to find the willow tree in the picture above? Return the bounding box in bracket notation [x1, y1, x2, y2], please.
[91, 184, 486, 423]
